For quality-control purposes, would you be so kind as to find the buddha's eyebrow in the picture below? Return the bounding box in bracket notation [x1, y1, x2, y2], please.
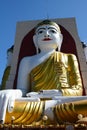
[48, 27, 58, 31]
[36, 26, 58, 33]
[36, 27, 46, 32]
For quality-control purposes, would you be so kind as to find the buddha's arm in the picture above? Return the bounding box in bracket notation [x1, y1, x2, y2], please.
[17, 58, 31, 96]
[61, 54, 83, 96]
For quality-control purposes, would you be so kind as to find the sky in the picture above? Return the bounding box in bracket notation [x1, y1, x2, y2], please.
[0, 0, 87, 84]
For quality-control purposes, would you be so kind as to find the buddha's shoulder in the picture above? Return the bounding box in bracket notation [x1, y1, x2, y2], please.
[20, 54, 40, 64]
[56, 52, 77, 60]
[19, 56, 33, 66]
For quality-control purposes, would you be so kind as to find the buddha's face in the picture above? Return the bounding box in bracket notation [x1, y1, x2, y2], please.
[33, 24, 63, 52]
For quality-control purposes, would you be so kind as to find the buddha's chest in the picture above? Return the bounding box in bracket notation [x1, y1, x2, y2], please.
[30, 53, 68, 91]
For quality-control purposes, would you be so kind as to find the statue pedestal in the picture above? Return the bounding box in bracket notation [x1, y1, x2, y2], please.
[0, 125, 87, 130]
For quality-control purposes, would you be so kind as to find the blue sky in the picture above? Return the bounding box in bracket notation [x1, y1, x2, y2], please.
[0, 0, 87, 84]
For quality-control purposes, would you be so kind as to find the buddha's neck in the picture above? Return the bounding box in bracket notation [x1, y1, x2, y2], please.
[40, 48, 56, 53]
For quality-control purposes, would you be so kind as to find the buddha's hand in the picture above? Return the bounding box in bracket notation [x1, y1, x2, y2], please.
[26, 89, 62, 99]
[0, 89, 22, 123]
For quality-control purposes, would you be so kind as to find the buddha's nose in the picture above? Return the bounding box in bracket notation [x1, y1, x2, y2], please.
[44, 31, 50, 37]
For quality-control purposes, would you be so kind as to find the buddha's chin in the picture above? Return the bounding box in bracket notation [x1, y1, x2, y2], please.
[39, 44, 58, 51]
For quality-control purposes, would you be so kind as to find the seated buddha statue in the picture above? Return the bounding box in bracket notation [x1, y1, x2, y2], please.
[0, 20, 87, 125]
[17, 19, 83, 97]
[1, 45, 14, 90]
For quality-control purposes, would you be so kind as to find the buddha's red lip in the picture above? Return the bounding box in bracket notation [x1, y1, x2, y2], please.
[42, 38, 52, 41]
[43, 38, 52, 41]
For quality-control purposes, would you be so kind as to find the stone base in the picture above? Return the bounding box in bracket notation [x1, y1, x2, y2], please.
[0, 124, 87, 130]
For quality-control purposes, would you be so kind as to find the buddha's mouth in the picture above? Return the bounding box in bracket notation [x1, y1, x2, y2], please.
[42, 38, 52, 41]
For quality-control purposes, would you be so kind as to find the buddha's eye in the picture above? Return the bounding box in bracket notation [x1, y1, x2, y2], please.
[38, 30, 43, 34]
[50, 29, 57, 33]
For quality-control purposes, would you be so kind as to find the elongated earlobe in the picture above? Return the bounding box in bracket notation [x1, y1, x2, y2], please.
[59, 34, 63, 51]
[33, 35, 39, 54]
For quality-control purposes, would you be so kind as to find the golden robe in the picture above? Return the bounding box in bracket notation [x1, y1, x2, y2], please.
[30, 52, 83, 96]
[5, 52, 84, 125]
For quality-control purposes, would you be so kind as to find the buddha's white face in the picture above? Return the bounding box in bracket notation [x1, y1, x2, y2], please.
[33, 24, 63, 52]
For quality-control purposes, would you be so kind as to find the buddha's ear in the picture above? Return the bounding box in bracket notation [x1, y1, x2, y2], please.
[59, 34, 63, 51]
[33, 34, 37, 45]
[33, 34, 38, 54]
[60, 33, 63, 43]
